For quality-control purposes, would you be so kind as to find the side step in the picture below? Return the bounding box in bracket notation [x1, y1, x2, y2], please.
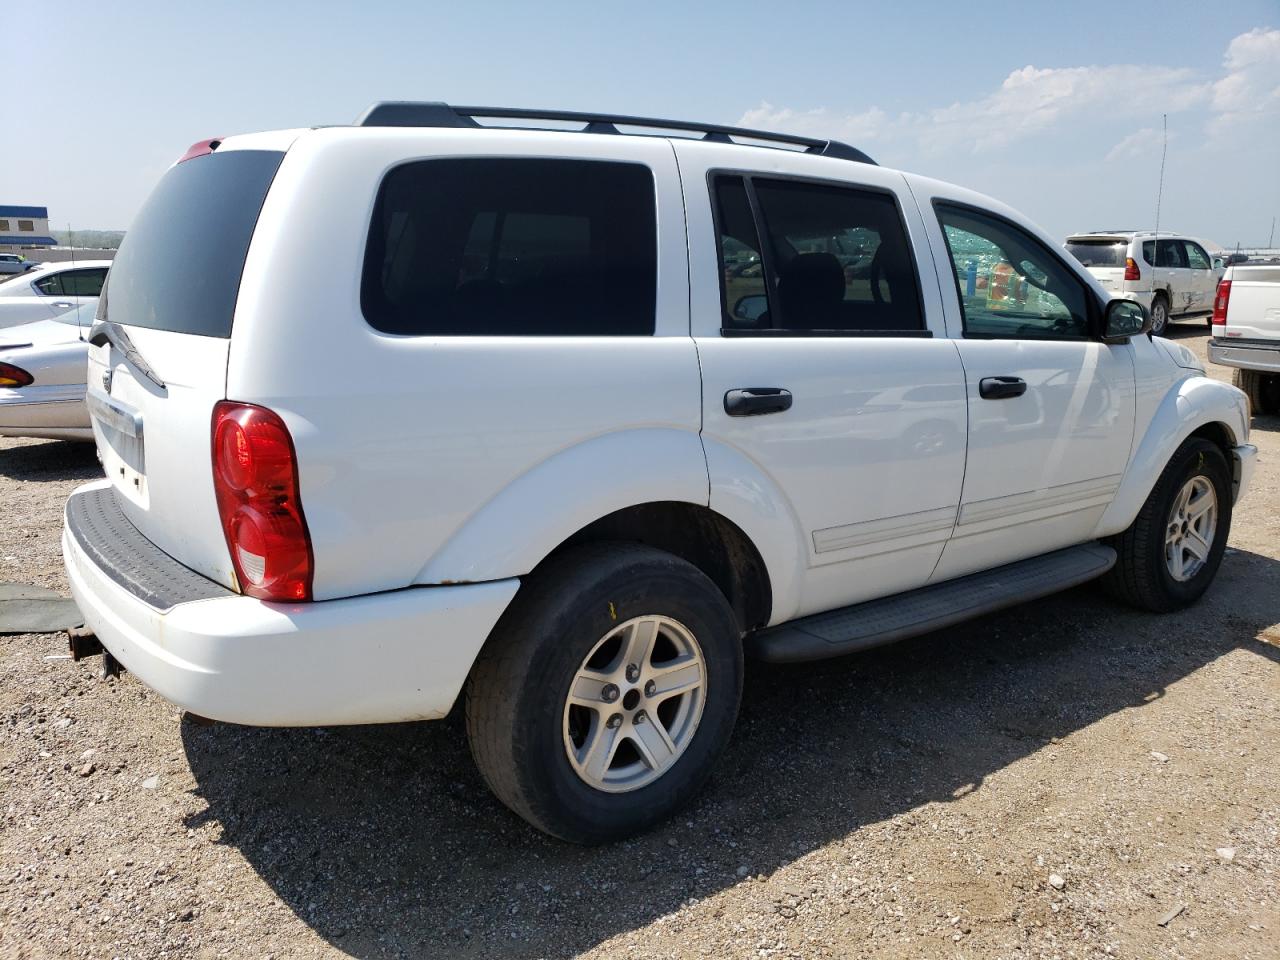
[748, 543, 1116, 664]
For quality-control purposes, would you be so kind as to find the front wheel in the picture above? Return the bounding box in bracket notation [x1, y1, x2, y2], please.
[465, 543, 743, 843]
[1102, 438, 1232, 612]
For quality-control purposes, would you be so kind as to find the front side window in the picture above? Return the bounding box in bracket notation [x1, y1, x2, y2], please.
[1184, 241, 1211, 270]
[936, 204, 1091, 340]
[713, 176, 924, 333]
[362, 158, 656, 336]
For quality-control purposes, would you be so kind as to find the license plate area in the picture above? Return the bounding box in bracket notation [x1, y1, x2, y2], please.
[88, 388, 147, 505]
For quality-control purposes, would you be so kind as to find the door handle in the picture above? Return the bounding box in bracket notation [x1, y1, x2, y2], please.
[53, 301, 74, 309]
[724, 387, 793, 417]
[978, 376, 1027, 400]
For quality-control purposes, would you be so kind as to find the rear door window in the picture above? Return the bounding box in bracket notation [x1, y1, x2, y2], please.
[100, 150, 285, 338]
[362, 158, 657, 336]
[58, 268, 108, 297]
[713, 175, 924, 334]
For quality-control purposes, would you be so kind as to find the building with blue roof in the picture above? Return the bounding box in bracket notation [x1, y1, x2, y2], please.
[0, 206, 56, 252]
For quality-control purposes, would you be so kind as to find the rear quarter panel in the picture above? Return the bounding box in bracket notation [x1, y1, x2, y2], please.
[227, 128, 705, 601]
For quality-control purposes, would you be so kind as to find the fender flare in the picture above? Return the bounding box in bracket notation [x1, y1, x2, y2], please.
[414, 428, 710, 585]
[699, 436, 807, 625]
[1094, 374, 1249, 537]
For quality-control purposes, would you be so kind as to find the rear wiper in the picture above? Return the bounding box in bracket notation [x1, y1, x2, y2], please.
[88, 320, 166, 390]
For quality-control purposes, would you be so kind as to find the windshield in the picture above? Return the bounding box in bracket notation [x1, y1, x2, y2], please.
[100, 149, 284, 338]
[1065, 241, 1128, 268]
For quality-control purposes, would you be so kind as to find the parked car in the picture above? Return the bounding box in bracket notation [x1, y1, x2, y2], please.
[1208, 263, 1280, 415]
[63, 104, 1256, 843]
[1064, 231, 1224, 334]
[0, 253, 41, 275]
[0, 304, 94, 440]
[0, 260, 110, 329]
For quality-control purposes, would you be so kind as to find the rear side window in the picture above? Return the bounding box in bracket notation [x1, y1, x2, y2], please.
[713, 175, 924, 334]
[362, 159, 657, 336]
[101, 150, 284, 338]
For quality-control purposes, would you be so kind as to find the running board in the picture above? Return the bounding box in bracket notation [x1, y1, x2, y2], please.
[748, 543, 1116, 664]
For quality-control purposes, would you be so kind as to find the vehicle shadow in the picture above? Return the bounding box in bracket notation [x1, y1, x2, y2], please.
[0, 439, 99, 482]
[1161, 324, 1209, 342]
[181, 549, 1280, 959]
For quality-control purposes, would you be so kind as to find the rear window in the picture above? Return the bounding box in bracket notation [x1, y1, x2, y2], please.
[100, 150, 284, 338]
[1065, 241, 1128, 268]
[361, 158, 657, 336]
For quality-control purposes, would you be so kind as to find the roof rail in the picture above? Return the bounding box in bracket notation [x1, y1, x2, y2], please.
[354, 101, 877, 165]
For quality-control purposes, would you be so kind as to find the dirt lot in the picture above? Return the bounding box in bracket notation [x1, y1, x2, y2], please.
[1, 327, 1277, 960]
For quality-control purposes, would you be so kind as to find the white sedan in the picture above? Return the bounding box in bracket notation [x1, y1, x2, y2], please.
[0, 303, 95, 441]
[0, 260, 110, 330]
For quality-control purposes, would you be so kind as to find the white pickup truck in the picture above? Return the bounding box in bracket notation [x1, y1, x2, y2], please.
[1209, 264, 1280, 414]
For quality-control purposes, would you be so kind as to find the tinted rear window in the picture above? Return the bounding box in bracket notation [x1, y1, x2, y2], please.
[361, 158, 657, 335]
[1065, 241, 1128, 268]
[101, 150, 284, 338]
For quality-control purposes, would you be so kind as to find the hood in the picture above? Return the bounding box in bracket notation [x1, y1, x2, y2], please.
[0, 317, 88, 351]
[1153, 336, 1206, 373]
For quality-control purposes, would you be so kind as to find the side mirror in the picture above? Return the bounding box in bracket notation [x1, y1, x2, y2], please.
[732, 294, 769, 325]
[1102, 298, 1149, 343]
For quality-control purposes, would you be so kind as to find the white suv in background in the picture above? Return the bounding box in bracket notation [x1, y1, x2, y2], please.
[1065, 231, 1224, 334]
[63, 103, 1255, 843]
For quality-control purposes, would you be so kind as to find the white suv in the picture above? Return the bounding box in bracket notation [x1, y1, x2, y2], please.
[1065, 231, 1224, 334]
[63, 104, 1256, 842]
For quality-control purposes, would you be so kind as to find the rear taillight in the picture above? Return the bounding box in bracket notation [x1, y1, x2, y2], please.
[211, 401, 313, 602]
[0, 362, 33, 387]
[1124, 257, 1140, 282]
[1212, 280, 1231, 327]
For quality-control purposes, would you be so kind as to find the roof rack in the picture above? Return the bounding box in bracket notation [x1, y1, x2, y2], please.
[354, 101, 876, 165]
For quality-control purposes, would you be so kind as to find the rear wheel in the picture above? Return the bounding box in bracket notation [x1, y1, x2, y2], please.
[1149, 294, 1170, 336]
[465, 543, 743, 843]
[1102, 438, 1232, 611]
[1232, 368, 1280, 416]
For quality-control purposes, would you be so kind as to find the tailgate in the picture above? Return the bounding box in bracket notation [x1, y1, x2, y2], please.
[1224, 266, 1280, 341]
[88, 145, 286, 591]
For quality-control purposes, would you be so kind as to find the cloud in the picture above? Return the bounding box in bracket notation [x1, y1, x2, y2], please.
[1105, 127, 1171, 162]
[737, 30, 1280, 157]
[1210, 26, 1280, 132]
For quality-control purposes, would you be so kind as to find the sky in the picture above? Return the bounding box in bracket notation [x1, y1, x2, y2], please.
[9, 0, 1279, 247]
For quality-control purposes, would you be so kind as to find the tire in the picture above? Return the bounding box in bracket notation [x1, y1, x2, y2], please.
[465, 543, 743, 843]
[1102, 438, 1232, 612]
[1149, 294, 1170, 336]
[1232, 368, 1280, 416]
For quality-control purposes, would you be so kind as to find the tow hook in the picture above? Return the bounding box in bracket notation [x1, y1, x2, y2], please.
[67, 624, 102, 661]
[66, 625, 123, 679]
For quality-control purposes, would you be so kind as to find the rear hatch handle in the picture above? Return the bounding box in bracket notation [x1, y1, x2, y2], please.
[88, 320, 166, 390]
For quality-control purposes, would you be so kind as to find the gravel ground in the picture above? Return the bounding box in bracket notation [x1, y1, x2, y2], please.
[2, 327, 1278, 960]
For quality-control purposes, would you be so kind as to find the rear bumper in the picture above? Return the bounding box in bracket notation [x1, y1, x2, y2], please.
[1209, 338, 1280, 374]
[62, 480, 518, 726]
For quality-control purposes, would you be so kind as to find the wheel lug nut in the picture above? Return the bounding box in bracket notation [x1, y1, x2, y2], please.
[625, 664, 640, 683]
[606, 714, 622, 729]
[644, 680, 656, 697]
[634, 710, 647, 724]
[602, 683, 620, 703]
